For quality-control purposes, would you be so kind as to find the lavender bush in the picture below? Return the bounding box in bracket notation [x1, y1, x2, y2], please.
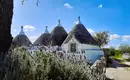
[0, 47, 106, 80]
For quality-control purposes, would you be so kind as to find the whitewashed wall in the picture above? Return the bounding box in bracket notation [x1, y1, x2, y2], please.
[62, 36, 81, 53]
[62, 36, 101, 54]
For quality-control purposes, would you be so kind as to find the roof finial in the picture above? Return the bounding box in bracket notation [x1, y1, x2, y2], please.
[21, 26, 23, 30]
[57, 19, 62, 27]
[58, 19, 60, 24]
[78, 16, 80, 21]
[19, 26, 25, 35]
[46, 26, 48, 29]
[45, 26, 49, 34]
[76, 16, 82, 24]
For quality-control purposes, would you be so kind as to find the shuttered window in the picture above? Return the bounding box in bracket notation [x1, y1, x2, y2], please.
[70, 43, 76, 52]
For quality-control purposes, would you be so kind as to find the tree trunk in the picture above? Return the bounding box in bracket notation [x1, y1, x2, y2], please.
[0, 0, 13, 52]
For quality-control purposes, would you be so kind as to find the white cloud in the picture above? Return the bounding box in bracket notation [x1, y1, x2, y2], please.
[13, 29, 17, 32]
[23, 25, 36, 32]
[64, 3, 73, 9]
[113, 44, 120, 50]
[98, 4, 103, 8]
[122, 35, 130, 41]
[114, 44, 120, 50]
[29, 34, 43, 43]
[29, 36, 38, 43]
[87, 28, 95, 35]
[109, 34, 120, 40]
[103, 45, 110, 48]
[104, 44, 120, 50]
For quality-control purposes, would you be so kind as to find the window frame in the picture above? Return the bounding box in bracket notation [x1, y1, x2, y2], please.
[70, 43, 77, 53]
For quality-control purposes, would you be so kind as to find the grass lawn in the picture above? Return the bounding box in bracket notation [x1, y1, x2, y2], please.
[111, 55, 130, 67]
[111, 56, 125, 61]
[121, 61, 125, 64]
[111, 56, 130, 62]
[125, 67, 130, 71]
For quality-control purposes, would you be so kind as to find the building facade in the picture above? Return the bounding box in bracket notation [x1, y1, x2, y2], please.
[13, 16, 104, 63]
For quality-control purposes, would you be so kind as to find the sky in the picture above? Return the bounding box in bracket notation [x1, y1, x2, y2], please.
[11, 0, 130, 48]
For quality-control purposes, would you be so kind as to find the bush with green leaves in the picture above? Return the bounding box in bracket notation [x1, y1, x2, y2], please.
[0, 47, 106, 80]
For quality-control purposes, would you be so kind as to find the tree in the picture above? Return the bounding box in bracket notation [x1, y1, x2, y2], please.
[115, 50, 123, 57]
[118, 44, 130, 53]
[0, 0, 13, 52]
[0, 0, 40, 53]
[22, 0, 40, 6]
[109, 47, 116, 56]
[94, 31, 109, 48]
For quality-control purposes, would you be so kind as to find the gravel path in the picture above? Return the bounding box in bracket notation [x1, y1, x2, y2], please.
[125, 62, 130, 65]
[106, 59, 130, 80]
[106, 68, 130, 80]
[111, 59, 124, 67]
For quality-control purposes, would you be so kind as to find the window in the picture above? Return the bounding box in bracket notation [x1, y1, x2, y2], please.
[70, 43, 76, 52]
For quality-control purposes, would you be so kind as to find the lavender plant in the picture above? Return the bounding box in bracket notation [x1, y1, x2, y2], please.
[0, 47, 106, 80]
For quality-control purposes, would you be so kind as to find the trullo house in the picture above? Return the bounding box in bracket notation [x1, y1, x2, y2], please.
[50, 20, 68, 46]
[12, 26, 32, 47]
[61, 17, 104, 63]
[33, 26, 51, 46]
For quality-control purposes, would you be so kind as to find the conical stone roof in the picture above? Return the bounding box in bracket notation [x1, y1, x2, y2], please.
[51, 20, 68, 46]
[33, 26, 51, 46]
[63, 16, 97, 45]
[12, 26, 32, 47]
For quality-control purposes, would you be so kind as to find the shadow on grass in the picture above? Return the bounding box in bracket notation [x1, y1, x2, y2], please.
[121, 64, 130, 67]
[107, 58, 130, 68]
[113, 59, 130, 67]
[113, 58, 124, 62]
[125, 59, 130, 62]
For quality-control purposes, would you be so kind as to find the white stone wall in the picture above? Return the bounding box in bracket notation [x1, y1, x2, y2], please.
[122, 53, 130, 59]
[62, 36, 101, 54]
[62, 36, 81, 53]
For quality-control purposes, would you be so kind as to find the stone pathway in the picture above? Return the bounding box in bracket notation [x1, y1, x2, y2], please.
[106, 59, 130, 80]
[106, 68, 130, 80]
[124, 62, 130, 65]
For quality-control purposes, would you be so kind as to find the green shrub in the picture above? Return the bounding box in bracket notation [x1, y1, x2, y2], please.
[0, 47, 105, 80]
[115, 50, 123, 57]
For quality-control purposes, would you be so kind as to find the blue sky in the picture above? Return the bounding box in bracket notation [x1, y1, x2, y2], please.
[11, 0, 130, 48]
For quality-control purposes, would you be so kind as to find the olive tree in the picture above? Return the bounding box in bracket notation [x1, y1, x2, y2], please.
[94, 31, 109, 48]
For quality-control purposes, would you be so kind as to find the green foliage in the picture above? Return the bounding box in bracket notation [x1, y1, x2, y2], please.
[94, 31, 109, 48]
[103, 48, 123, 67]
[1, 47, 95, 80]
[115, 50, 123, 57]
[103, 47, 123, 57]
[118, 44, 130, 53]
[108, 47, 116, 56]
[21, 0, 40, 6]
